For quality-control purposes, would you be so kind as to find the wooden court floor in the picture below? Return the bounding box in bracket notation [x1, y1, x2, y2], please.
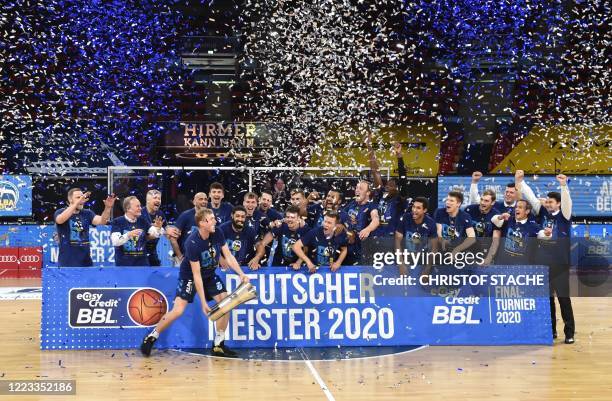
[1, 279, 612, 401]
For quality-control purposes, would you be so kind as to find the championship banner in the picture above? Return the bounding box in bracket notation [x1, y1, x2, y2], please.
[41, 266, 551, 350]
[438, 175, 612, 217]
[0, 175, 32, 216]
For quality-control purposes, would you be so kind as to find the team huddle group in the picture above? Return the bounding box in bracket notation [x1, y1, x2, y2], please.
[53, 148, 576, 356]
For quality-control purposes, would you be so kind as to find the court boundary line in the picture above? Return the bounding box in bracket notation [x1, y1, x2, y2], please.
[173, 344, 429, 363]
[299, 347, 335, 401]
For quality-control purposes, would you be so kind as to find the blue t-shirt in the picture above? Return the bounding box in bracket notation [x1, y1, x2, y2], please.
[497, 218, 542, 265]
[341, 200, 376, 260]
[372, 190, 405, 238]
[396, 212, 437, 252]
[434, 209, 474, 251]
[208, 202, 233, 225]
[179, 229, 226, 279]
[271, 222, 310, 264]
[307, 203, 324, 228]
[301, 227, 348, 266]
[494, 201, 516, 216]
[464, 204, 499, 238]
[111, 215, 149, 266]
[219, 221, 257, 265]
[536, 208, 571, 265]
[175, 208, 197, 253]
[141, 207, 166, 257]
[54, 208, 96, 267]
[246, 208, 283, 238]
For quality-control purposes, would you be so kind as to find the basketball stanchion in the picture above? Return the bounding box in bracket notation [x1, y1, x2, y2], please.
[208, 282, 257, 321]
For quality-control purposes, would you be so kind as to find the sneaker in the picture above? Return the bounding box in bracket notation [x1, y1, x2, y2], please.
[211, 341, 238, 358]
[140, 335, 157, 357]
[564, 337, 575, 344]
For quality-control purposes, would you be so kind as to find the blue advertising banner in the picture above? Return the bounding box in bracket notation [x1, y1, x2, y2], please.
[570, 224, 611, 269]
[0, 225, 173, 267]
[438, 175, 612, 217]
[0, 175, 32, 216]
[41, 266, 552, 350]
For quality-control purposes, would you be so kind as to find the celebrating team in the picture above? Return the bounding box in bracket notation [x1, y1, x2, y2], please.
[54, 142, 576, 347]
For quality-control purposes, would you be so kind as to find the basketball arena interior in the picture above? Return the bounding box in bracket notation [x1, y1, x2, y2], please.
[1, 0, 611, 400]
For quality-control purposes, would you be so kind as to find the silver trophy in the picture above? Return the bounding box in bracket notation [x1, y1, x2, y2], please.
[207, 282, 257, 321]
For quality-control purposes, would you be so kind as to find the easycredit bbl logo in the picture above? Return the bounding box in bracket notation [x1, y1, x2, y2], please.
[69, 288, 168, 328]
[430, 287, 481, 325]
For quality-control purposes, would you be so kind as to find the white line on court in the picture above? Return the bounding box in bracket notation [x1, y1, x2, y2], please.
[299, 347, 336, 401]
[0, 287, 42, 300]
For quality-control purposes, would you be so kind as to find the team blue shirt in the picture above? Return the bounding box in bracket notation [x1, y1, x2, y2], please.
[396, 212, 437, 252]
[54, 208, 96, 267]
[307, 203, 324, 228]
[434, 208, 474, 251]
[496, 217, 543, 265]
[180, 229, 226, 280]
[464, 204, 499, 238]
[141, 207, 166, 260]
[271, 222, 310, 265]
[535, 208, 571, 265]
[301, 226, 349, 266]
[219, 221, 257, 265]
[208, 201, 233, 225]
[494, 200, 516, 216]
[341, 200, 376, 260]
[175, 208, 197, 253]
[245, 207, 282, 238]
[372, 190, 405, 237]
[111, 215, 149, 266]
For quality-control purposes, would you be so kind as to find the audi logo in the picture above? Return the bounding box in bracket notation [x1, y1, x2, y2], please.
[0, 255, 17, 263]
[20, 255, 40, 263]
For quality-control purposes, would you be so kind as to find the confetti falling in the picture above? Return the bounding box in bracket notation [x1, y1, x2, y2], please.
[0, 0, 609, 220]
[241, 0, 610, 167]
[1, 0, 192, 218]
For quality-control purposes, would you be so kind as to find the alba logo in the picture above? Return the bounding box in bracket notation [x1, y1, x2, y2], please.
[0, 181, 19, 211]
[127, 288, 168, 326]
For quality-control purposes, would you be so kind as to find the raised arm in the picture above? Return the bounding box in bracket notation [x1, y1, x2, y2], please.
[367, 133, 384, 191]
[395, 142, 409, 198]
[469, 171, 483, 204]
[55, 203, 79, 225]
[92, 194, 117, 226]
[557, 174, 572, 220]
[515, 170, 541, 215]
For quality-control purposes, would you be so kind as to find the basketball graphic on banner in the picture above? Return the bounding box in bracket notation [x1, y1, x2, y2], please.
[127, 288, 168, 326]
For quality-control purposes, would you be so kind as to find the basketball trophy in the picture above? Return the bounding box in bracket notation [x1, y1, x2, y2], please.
[207, 282, 257, 321]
